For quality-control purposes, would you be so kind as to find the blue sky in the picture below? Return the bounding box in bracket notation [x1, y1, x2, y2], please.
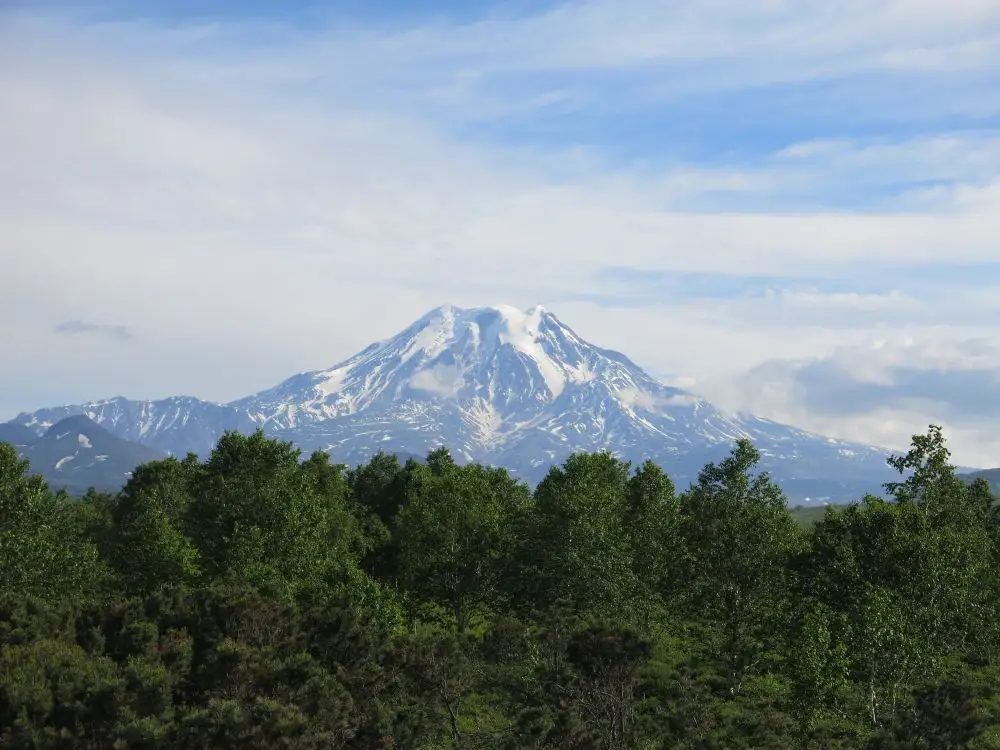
[2, 0, 1000, 463]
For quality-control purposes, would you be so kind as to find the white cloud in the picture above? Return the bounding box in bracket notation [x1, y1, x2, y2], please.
[763, 289, 921, 313]
[775, 134, 1000, 191]
[409, 365, 465, 398]
[700, 338, 1000, 467]
[616, 386, 699, 412]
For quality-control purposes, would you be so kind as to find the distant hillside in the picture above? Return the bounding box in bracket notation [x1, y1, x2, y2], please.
[0, 422, 37, 447]
[7, 415, 166, 494]
[789, 505, 835, 528]
[0, 418, 425, 496]
[961, 468, 1000, 495]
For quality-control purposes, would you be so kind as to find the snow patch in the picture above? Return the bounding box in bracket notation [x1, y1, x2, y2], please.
[55, 454, 75, 470]
[495, 305, 566, 398]
[401, 308, 456, 364]
[315, 368, 347, 396]
[463, 398, 504, 444]
[565, 361, 595, 385]
[78, 434, 92, 449]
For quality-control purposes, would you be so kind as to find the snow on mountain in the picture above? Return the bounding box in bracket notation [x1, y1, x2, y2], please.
[235, 305, 613, 426]
[15, 395, 257, 457]
[6, 304, 898, 501]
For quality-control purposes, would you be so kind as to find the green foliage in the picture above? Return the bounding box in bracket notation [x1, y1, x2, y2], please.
[0, 444, 104, 601]
[111, 456, 202, 595]
[676, 439, 802, 694]
[392, 455, 532, 630]
[2, 425, 1000, 747]
[186, 431, 372, 603]
[625, 460, 679, 608]
[520, 452, 641, 620]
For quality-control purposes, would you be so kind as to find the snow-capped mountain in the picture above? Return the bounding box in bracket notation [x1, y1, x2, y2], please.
[15, 396, 255, 458]
[6, 304, 899, 502]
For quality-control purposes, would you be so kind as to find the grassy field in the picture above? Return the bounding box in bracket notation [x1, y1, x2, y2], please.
[789, 504, 844, 528]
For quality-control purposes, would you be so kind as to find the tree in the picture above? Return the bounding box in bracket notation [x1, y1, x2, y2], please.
[677, 439, 801, 695]
[0, 443, 102, 601]
[401, 629, 482, 748]
[566, 623, 652, 750]
[520, 452, 639, 620]
[111, 456, 202, 595]
[624, 460, 679, 615]
[790, 603, 851, 734]
[881, 427, 997, 671]
[348, 450, 405, 528]
[394, 458, 531, 630]
[797, 426, 999, 731]
[872, 673, 987, 749]
[185, 431, 368, 601]
[5, 423, 1000, 747]
[885, 424, 991, 526]
[300, 449, 369, 563]
[0, 638, 126, 746]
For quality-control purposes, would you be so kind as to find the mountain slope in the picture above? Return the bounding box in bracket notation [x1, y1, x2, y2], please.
[0, 422, 37, 447]
[960, 468, 1000, 496]
[17, 415, 167, 494]
[8, 304, 901, 502]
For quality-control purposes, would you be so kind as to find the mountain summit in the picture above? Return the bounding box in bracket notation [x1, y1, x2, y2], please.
[7, 304, 896, 501]
[234, 303, 698, 434]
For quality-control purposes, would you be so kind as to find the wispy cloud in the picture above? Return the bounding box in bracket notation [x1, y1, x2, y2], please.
[53, 320, 133, 341]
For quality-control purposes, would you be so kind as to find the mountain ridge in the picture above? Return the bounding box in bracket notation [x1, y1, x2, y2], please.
[6, 304, 905, 502]
[10, 415, 167, 494]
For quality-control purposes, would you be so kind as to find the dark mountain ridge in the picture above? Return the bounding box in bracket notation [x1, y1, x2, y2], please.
[8, 415, 166, 494]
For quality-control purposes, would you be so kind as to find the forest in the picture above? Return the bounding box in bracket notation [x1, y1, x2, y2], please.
[2, 425, 1000, 748]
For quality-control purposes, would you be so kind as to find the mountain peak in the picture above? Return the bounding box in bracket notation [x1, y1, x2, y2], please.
[223, 302, 677, 445]
[20, 414, 166, 494]
[44, 414, 105, 437]
[414, 304, 558, 343]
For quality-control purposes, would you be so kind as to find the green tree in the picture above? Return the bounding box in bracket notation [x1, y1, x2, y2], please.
[185, 431, 367, 601]
[394, 458, 531, 630]
[348, 450, 405, 528]
[520, 452, 639, 620]
[566, 623, 652, 750]
[677, 439, 801, 695]
[872, 674, 987, 749]
[624, 459, 679, 616]
[0, 443, 102, 601]
[0, 639, 126, 746]
[798, 426, 998, 732]
[111, 456, 202, 595]
[790, 603, 851, 734]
